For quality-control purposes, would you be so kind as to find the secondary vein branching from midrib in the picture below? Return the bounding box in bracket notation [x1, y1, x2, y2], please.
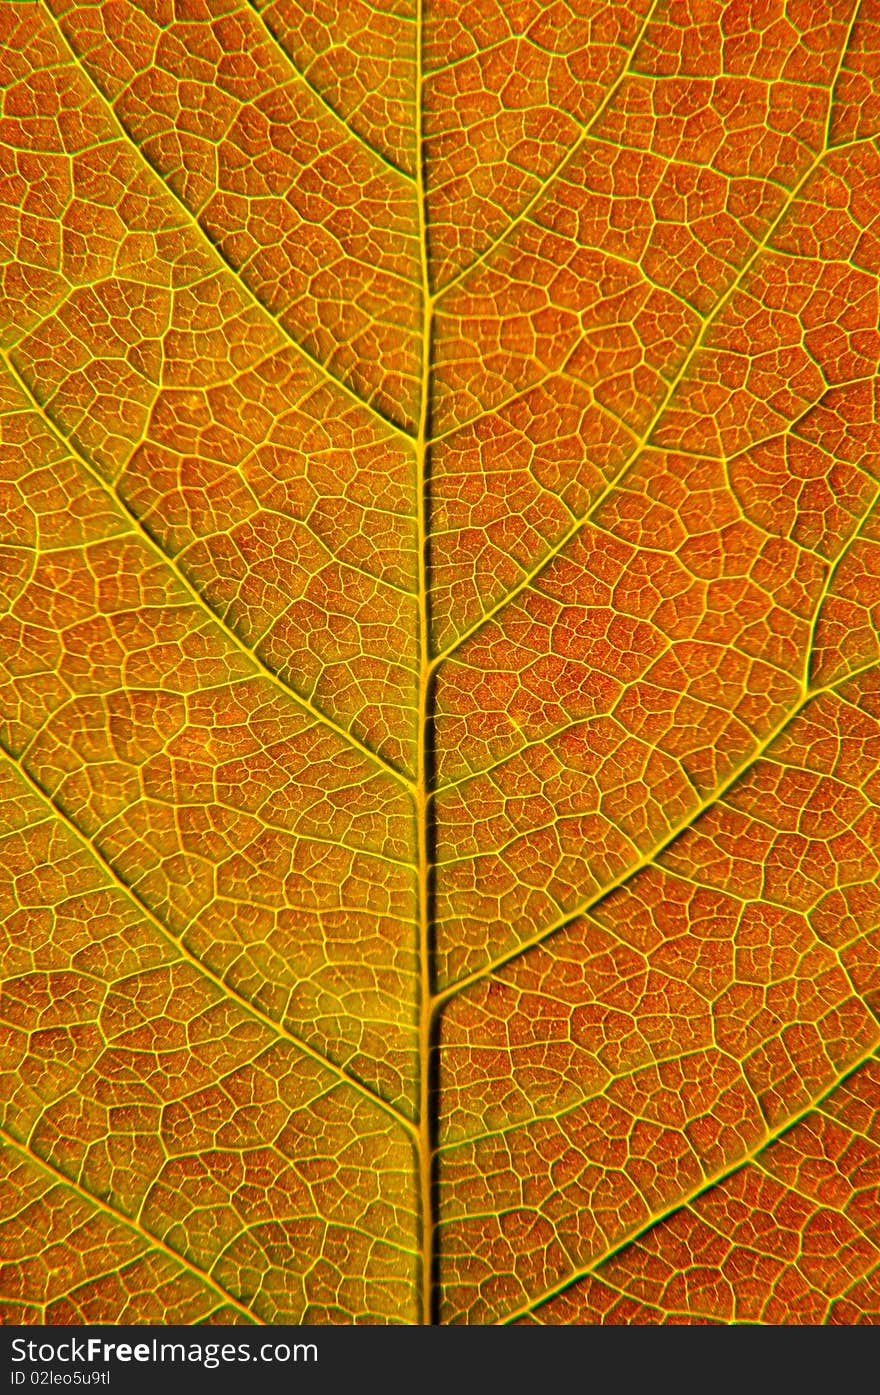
[413, 0, 436, 1329]
[433, 652, 880, 1012]
[429, 129, 870, 676]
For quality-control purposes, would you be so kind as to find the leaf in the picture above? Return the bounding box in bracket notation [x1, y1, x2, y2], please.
[0, 0, 879, 1326]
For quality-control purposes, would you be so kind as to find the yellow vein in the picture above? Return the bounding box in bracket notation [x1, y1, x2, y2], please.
[638, 859, 872, 1024]
[0, 741, 418, 1143]
[41, 2, 416, 446]
[436, 1046, 721, 1155]
[1, 351, 414, 794]
[498, 1040, 880, 1323]
[0, 1125, 263, 1325]
[833, 1255, 880, 1318]
[414, 0, 435, 1330]
[433, 653, 880, 1010]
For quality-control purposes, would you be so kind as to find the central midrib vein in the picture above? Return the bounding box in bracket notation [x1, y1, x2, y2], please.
[414, 0, 436, 1328]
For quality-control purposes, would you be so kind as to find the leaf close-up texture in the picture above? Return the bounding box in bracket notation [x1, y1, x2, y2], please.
[1, 0, 879, 1327]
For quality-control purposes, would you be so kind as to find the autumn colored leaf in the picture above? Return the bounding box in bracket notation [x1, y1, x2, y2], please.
[1, 0, 879, 1327]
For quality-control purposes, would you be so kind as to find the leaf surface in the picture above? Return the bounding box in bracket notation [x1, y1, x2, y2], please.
[0, 0, 879, 1324]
